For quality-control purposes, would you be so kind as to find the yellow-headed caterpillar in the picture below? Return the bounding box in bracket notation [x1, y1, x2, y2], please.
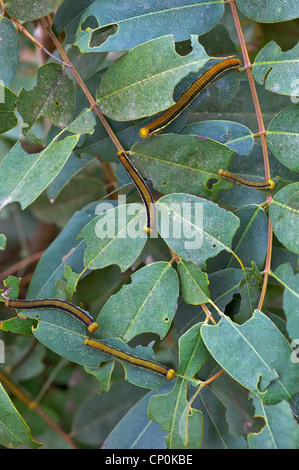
[218, 169, 275, 190]
[5, 298, 99, 333]
[139, 57, 242, 138]
[117, 151, 155, 233]
[84, 337, 176, 380]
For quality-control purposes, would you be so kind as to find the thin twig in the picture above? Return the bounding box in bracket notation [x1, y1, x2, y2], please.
[41, 16, 125, 154]
[0, 367, 78, 448]
[228, 0, 273, 311]
[0, 250, 44, 282]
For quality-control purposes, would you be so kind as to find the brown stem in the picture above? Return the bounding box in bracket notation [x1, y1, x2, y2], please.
[0, 250, 44, 282]
[0, 367, 78, 448]
[228, 0, 273, 312]
[41, 16, 125, 154]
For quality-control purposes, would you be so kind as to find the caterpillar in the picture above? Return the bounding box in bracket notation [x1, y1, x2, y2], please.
[139, 57, 242, 138]
[117, 151, 155, 233]
[84, 337, 175, 380]
[218, 169, 275, 189]
[5, 298, 99, 333]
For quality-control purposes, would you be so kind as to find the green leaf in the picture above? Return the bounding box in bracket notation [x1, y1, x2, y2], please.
[67, 108, 96, 135]
[248, 395, 299, 449]
[149, 323, 210, 449]
[0, 135, 79, 212]
[236, 0, 299, 22]
[177, 260, 210, 305]
[102, 388, 169, 449]
[78, 203, 147, 272]
[0, 85, 17, 134]
[0, 383, 41, 448]
[33, 319, 171, 390]
[0, 316, 35, 335]
[193, 386, 247, 449]
[201, 310, 299, 405]
[63, 265, 81, 301]
[1, 275, 21, 299]
[271, 263, 299, 341]
[5, 0, 64, 21]
[182, 120, 254, 156]
[27, 206, 98, 299]
[73, 381, 146, 447]
[149, 323, 214, 449]
[53, 0, 96, 44]
[0, 16, 19, 87]
[96, 35, 210, 120]
[17, 64, 75, 144]
[131, 134, 235, 202]
[236, 262, 263, 324]
[207, 204, 269, 271]
[75, 0, 224, 52]
[95, 261, 179, 341]
[252, 41, 299, 97]
[267, 105, 299, 172]
[156, 193, 240, 269]
[178, 323, 211, 379]
[149, 380, 203, 449]
[84, 362, 115, 393]
[269, 182, 299, 254]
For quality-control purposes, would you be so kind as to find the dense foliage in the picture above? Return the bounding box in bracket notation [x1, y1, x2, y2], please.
[0, 0, 298, 450]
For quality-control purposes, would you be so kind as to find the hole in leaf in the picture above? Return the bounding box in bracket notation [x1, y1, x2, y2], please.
[206, 178, 218, 190]
[81, 15, 99, 31]
[90, 24, 118, 48]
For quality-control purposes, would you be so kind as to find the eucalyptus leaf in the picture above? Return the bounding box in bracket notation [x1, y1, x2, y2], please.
[248, 395, 299, 449]
[102, 388, 170, 449]
[149, 378, 202, 449]
[236, 0, 299, 23]
[253, 41, 299, 97]
[33, 319, 171, 390]
[78, 203, 147, 272]
[271, 263, 299, 341]
[17, 64, 75, 144]
[0, 383, 41, 448]
[267, 105, 299, 172]
[0, 85, 17, 134]
[75, 0, 224, 52]
[53, 0, 97, 43]
[177, 260, 210, 305]
[97, 35, 210, 120]
[0, 136, 79, 212]
[95, 261, 179, 341]
[5, 0, 64, 21]
[131, 134, 235, 202]
[201, 310, 299, 405]
[236, 262, 263, 324]
[27, 206, 98, 299]
[0, 16, 19, 87]
[269, 183, 299, 254]
[156, 193, 240, 269]
[182, 120, 254, 156]
[193, 386, 247, 449]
